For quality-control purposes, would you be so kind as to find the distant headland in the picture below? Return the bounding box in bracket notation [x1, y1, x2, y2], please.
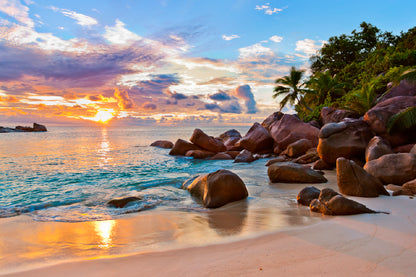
[0, 123, 47, 133]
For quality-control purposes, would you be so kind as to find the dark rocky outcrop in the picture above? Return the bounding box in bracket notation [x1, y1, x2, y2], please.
[267, 162, 327, 183]
[393, 144, 415, 153]
[238, 123, 274, 153]
[190, 129, 226, 153]
[150, 140, 174, 149]
[270, 114, 320, 151]
[320, 107, 359, 126]
[261, 111, 284, 130]
[365, 136, 393, 162]
[317, 119, 373, 165]
[336, 158, 389, 197]
[234, 149, 256, 163]
[169, 139, 202, 156]
[364, 153, 416, 185]
[312, 159, 334, 170]
[182, 169, 248, 208]
[0, 123, 47, 133]
[108, 196, 142, 208]
[364, 96, 416, 146]
[297, 186, 321, 206]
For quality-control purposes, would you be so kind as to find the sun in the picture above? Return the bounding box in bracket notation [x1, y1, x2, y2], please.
[93, 109, 114, 124]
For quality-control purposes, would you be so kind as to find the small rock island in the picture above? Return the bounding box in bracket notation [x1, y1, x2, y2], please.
[0, 123, 47, 133]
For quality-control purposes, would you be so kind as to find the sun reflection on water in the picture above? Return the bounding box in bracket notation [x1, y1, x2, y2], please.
[98, 128, 112, 167]
[93, 220, 116, 249]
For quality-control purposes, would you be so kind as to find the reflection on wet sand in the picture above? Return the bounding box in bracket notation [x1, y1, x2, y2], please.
[207, 200, 248, 236]
[94, 220, 116, 249]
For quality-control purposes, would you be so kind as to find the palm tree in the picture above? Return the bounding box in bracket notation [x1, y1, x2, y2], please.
[346, 82, 378, 115]
[400, 68, 416, 83]
[273, 66, 311, 111]
[306, 71, 347, 105]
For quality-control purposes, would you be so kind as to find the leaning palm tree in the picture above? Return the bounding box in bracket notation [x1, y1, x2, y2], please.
[273, 66, 311, 111]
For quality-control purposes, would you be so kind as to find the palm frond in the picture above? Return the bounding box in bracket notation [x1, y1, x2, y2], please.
[387, 106, 416, 133]
[401, 68, 416, 82]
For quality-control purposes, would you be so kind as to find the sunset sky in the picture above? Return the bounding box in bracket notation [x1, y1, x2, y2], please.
[1, 0, 415, 125]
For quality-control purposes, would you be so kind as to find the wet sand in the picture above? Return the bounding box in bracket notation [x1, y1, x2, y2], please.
[1, 168, 416, 276]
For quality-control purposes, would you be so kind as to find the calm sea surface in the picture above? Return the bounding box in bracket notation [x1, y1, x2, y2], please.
[0, 125, 335, 273]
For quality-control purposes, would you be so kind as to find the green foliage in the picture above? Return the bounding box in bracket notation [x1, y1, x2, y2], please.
[387, 106, 416, 133]
[292, 22, 416, 121]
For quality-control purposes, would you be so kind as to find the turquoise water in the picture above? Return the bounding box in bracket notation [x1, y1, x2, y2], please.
[0, 125, 255, 222]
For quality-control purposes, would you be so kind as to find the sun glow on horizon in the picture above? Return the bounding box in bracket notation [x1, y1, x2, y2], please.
[91, 109, 115, 124]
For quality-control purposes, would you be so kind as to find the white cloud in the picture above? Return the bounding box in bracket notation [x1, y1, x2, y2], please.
[103, 19, 141, 45]
[60, 9, 98, 26]
[269, 35, 283, 43]
[222, 34, 240, 41]
[255, 3, 283, 15]
[239, 43, 274, 59]
[0, 0, 34, 27]
[295, 39, 326, 56]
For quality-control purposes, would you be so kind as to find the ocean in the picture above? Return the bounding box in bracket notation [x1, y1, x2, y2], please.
[0, 125, 331, 273]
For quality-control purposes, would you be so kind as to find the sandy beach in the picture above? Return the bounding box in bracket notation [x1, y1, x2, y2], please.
[2, 191, 415, 276]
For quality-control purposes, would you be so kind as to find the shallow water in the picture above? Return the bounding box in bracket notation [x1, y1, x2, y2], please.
[0, 125, 336, 274]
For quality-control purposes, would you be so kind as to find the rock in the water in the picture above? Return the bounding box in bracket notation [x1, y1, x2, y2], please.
[270, 114, 320, 151]
[297, 186, 321, 206]
[218, 129, 242, 150]
[190, 129, 226, 153]
[265, 156, 288, 166]
[182, 169, 248, 208]
[238, 123, 274, 153]
[336, 158, 389, 197]
[283, 139, 313, 158]
[267, 162, 328, 183]
[150, 140, 174, 149]
[320, 107, 359, 126]
[312, 159, 334, 170]
[365, 136, 393, 162]
[364, 153, 416, 185]
[317, 119, 373, 165]
[169, 139, 202, 156]
[2, 123, 48, 132]
[234, 149, 256, 163]
[210, 152, 233, 160]
[225, 151, 241, 159]
[186, 150, 215, 159]
[364, 96, 416, 146]
[33, 123, 47, 132]
[108, 196, 142, 208]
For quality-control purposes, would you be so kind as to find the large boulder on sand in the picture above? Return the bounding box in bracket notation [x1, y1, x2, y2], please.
[182, 169, 248, 208]
[169, 139, 202, 156]
[336, 158, 389, 197]
[365, 136, 393, 162]
[190, 129, 226, 153]
[267, 162, 327, 183]
[261, 111, 284, 130]
[317, 119, 373, 165]
[364, 153, 416, 185]
[150, 140, 174, 149]
[238, 123, 274, 153]
[218, 129, 242, 150]
[320, 107, 359, 125]
[270, 114, 320, 150]
[297, 186, 321, 206]
[309, 188, 378, 215]
[364, 96, 416, 146]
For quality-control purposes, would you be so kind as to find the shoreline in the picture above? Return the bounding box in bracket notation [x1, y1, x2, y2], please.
[3, 194, 415, 276]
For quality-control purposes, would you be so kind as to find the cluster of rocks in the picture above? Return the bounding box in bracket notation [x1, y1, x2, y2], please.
[0, 123, 47, 133]
[147, 81, 415, 211]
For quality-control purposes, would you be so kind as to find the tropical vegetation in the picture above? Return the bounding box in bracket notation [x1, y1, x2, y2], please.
[274, 22, 416, 122]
